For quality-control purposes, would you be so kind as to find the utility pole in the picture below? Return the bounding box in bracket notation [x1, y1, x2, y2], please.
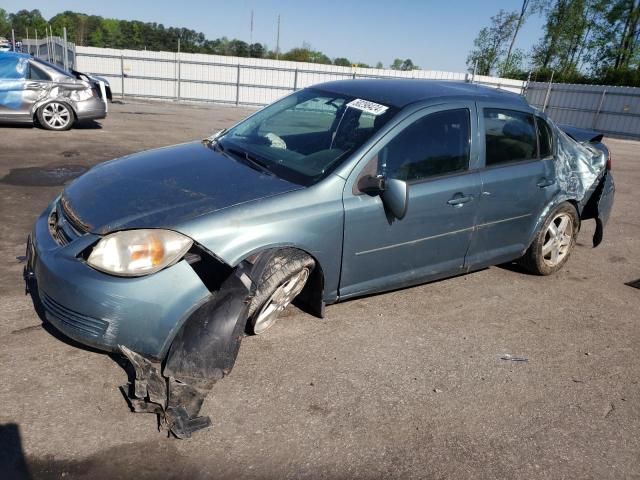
[276, 15, 280, 60]
[63, 26, 69, 71]
[35, 29, 38, 57]
[249, 9, 254, 55]
[11, 29, 15, 51]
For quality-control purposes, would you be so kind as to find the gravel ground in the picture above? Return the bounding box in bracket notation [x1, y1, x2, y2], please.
[0, 100, 638, 480]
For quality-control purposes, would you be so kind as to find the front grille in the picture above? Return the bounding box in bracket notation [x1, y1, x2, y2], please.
[59, 197, 90, 234]
[48, 199, 87, 246]
[41, 292, 109, 338]
[48, 209, 71, 245]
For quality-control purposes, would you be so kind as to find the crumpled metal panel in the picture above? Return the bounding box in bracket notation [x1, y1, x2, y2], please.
[553, 124, 606, 204]
[0, 56, 28, 109]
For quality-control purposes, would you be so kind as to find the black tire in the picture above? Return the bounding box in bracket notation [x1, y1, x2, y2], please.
[247, 249, 315, 335]
[519, 202, 580, 275]
[36, 101, 74, 131]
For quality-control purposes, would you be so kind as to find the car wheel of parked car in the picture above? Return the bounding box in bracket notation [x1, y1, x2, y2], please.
[247, 249, 315, 335]
[37, 102, 74, 131]
[520, 202, 580, 275]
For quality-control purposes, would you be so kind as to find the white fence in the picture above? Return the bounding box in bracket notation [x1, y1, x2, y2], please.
[69, 46, 640, 139]
[74, 46, 526, 106]
[525, 81, 640, 140]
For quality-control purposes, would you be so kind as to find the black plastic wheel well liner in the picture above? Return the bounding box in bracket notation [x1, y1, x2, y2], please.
[186, 244, 234, 292]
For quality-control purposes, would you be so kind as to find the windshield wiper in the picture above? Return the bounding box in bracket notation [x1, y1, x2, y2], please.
[226, 147, 274, 176]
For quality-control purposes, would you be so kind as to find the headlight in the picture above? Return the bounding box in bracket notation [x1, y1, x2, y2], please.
[87, 229, 193, 277]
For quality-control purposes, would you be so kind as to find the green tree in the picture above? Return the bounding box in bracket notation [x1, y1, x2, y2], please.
[466, 10, 520, 75]
[249, 43, 265, 58]
[503, 0, 532, 75]
[390, 58, 403, 70]
[8, 9, 47, 38]
[333, 57, 351, 66]
[588, 0, 640, 74]
[375, 61, 384, 69]
[0, 8, 11, 37]
[530, 0, 596, 76]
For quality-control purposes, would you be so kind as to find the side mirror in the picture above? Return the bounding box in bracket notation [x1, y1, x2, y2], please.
[381, 178, 409, 220]
[357, 174, 385, 195]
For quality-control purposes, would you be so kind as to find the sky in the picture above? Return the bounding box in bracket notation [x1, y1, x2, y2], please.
[3, 0, 546, 72]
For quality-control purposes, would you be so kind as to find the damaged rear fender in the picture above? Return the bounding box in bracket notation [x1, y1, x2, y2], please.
[578, 171, 615, 247]
[524, 195, 581, 255]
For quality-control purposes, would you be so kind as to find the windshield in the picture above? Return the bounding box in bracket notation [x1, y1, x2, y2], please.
[218, 88, 397, 186]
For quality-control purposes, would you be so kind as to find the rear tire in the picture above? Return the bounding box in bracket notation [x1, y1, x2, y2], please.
[519, 202, 580, 275]
[247, 249, 314, 335]
[37, 102, 74, 131]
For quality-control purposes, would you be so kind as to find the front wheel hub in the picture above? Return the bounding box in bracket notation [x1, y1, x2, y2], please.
[253, 268, 310, 334]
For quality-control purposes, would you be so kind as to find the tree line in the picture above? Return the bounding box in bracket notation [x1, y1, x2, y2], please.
[467, 0, 640, 86]
[0, 8, 420, 71]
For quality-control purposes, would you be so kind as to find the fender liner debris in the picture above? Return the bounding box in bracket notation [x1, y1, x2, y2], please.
[119, 251, 278, 438]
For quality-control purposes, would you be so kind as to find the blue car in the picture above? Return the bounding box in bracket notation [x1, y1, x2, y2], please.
[26, 80, 614, 437]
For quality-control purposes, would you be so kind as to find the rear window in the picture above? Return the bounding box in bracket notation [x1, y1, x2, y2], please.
[33, 57, 73, 77]
[484, 109, 538, 166]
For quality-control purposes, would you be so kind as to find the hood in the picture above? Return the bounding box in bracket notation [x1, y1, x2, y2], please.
[62, 141, 303, 234]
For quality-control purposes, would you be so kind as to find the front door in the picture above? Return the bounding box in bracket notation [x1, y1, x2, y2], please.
[340, 103, 481, 299]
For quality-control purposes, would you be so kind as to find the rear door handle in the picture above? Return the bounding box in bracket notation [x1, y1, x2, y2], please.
[447, 194, 473, 208]
[537, 178, 555, 188]
[25, 82, 43, 89]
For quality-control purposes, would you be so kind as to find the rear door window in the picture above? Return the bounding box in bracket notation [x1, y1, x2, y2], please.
[28, 63, 50, 81]
[484, 109, 538, 166]
[536, 117, 554, 158]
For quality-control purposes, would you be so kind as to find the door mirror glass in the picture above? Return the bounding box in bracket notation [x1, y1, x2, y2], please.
[381, 178, 409, 220]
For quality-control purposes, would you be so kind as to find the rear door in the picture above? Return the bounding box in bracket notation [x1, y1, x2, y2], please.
[465, 104, 556, 267]
[340, 103, 481, 298]
[23, 61, 52, 111]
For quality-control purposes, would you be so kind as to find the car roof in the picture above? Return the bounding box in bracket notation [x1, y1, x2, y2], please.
[314, 79, 529, 109]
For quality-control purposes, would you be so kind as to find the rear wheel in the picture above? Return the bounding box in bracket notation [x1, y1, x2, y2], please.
[519, 203, 579, 275]
[37, 102, 74, 131]
[247, 249, 314, 335]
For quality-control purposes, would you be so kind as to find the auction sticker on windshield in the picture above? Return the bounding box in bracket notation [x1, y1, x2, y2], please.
[346, 98, 389, 116]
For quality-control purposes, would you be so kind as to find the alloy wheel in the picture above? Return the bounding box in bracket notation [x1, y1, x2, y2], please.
[42, 102, 71, 129]
[542, 212, 573, 267]
[253, 268, 310, 334]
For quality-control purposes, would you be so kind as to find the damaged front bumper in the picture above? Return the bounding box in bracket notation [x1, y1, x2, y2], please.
[119, 257, 265, 438]
[27, 202, 213, 360]
[27, 202, 277, 437]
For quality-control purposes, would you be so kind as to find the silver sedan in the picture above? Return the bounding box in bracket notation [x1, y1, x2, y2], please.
[0, 52, 106, 130]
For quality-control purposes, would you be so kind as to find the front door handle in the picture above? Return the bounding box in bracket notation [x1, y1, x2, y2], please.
[25, 82, 43, 89]
[537, 178, 555, 188]
[447, 194, 473, 208]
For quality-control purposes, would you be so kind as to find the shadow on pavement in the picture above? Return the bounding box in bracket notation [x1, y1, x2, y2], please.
[0, 424, 32, 480]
